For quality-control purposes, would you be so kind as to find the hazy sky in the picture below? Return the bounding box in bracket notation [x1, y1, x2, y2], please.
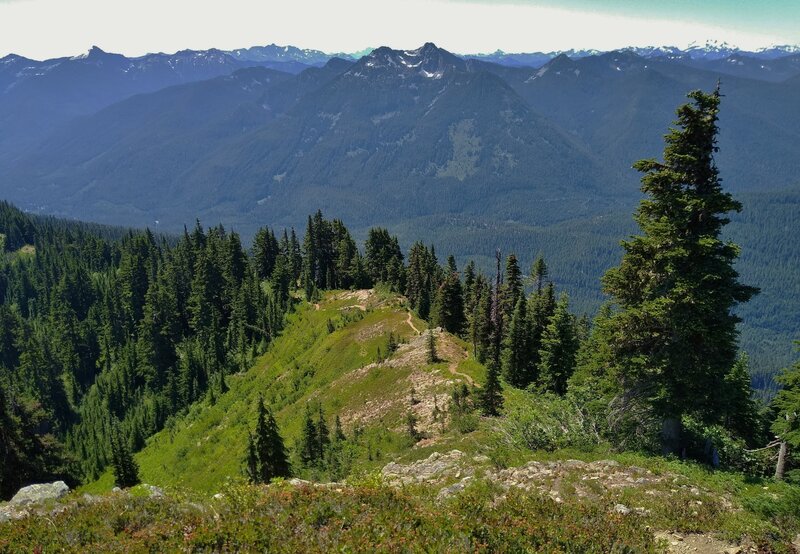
[0, 0, 797, 59]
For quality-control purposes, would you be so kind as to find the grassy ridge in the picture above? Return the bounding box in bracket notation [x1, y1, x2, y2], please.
[86, 290, 437, 493]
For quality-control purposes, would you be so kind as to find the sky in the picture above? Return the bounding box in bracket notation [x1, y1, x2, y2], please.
[0, 0, 797, 60]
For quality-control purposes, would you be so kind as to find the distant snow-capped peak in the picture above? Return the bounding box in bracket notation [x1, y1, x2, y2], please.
[353, 43, 465, 79]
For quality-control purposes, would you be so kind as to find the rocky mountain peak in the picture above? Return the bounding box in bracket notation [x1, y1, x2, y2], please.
[352, 43, 466, 79]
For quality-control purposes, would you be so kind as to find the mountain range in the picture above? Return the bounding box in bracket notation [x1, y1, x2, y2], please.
[0, 41, 798, 378]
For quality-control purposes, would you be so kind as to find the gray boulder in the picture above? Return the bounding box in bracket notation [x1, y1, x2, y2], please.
[437, 476, 474, 500]
[141, 484, 165, 498]
[613, 503, 631, 515]
[10, 481, 69, 506]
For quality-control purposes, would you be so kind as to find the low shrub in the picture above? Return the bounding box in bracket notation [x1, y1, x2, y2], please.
[500, 391, 601, 452]
[0, 482, 659, 552]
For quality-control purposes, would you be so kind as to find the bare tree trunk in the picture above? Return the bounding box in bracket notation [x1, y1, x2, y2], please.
[775, 441, 787, 481]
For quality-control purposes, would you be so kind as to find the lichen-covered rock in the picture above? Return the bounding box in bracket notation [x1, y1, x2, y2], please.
[614, 503, 631, 515]
[382, 450, 469, 485]
[437, 476, 474, 500]
[9, 482, 69, 506]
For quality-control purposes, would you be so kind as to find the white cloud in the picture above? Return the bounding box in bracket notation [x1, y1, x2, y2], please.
[0, 0, 789, 59]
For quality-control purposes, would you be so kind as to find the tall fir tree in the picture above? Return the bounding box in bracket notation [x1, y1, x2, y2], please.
[316, 405, 330, 461]
[530, 256, 549, 295]
[479, 251, 505, 416]
[480, 362, 503, 417]
[502, 254, 523, 322]
[528, 281, 556, 379]
[249, 396, 290, 483]
[470, 275, 493, 364]
[426, 328, 438, 364]
[538, 293, 578, 395]
[432, 268, 465, 335]
[599, 88, 757, 448]
[110, 424, 140, 488]
[299, 404, 319, 467]
[502, 296, 531, 388]
[462, 261, 477, 316]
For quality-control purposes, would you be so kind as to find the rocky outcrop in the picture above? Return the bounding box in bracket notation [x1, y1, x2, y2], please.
[379, 450, 731, 517]
[382, 450, 473, 485]
[1, 481, 71, 523]
[9, 481, 69, 506]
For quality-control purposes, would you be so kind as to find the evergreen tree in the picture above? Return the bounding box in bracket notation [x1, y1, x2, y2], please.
[364, 228, 403, 289]
[406, 242, 436, 318]
[246, 431, 258, 482]
[250, 396, 290, 483]
[479, 361, 503, 417]
[462, 261, 477, 316]
[252, 227, 279, 280]
[333, 415, 346, 442]
[502, 296, 531, 388]
[470, 276, 493, 364]
[480, 252, 506, 417]
[426, 329, 438, 364]
[572, 303, 615, 387]
[253, 397, 271, 482]
[528, 281, 556, 378]
[405, 411, 421, 442]
[600, 89, 757, 446]
[262, 403, 290, 479]
[289, 228, 303, 285]
[538, 293, 578, 395]
[0, 381, 23, 499]
[326, 414, 348, 480]
[316, 405, 330, 461]
[530, 256, 549, 295]
[489, 250, 504, 376]
[299, 404, 319, 467]
[432, 269, 465, 335]
[772, 347, 800, 449]
[110, 425, 140, 488]
[721, 353, 761, 444]
[502, 254, 523, 322]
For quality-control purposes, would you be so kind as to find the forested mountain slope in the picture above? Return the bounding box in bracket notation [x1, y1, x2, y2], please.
[0, 47, 306, 162]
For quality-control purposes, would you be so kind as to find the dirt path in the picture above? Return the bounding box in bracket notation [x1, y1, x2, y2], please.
[447, 359, 478, 387]
[405, 312, 421, 335]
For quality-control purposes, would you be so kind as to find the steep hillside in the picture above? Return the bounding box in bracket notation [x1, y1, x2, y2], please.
[86, 289, 483, 492]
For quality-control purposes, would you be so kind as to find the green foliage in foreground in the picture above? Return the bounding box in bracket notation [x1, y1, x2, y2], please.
[4, 464, 800, 552]
[0, 483, 659, 553]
